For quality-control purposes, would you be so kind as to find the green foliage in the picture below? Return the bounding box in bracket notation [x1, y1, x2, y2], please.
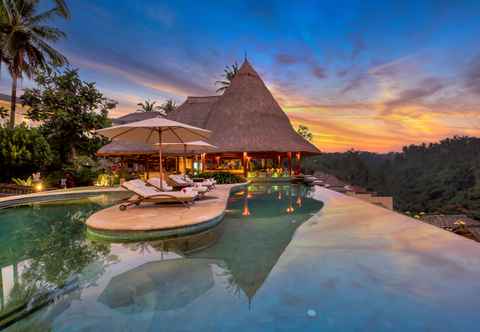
[65, 156, 104, 186]
[22, 67, 116, 166]
[0, 0, 68, 127]
[215, 62, 239, 93]
[0, 106, 8, 119]
[161, 99, 177, 115]
[297, 125, 313, 141]
[12, 176, 33, 187]
[96, 173, 118, 187]
[137, 99, 162, 112]
[197, 172, 246, 184]
[303, 136, 480, 219]
[0, 124, 52, 181]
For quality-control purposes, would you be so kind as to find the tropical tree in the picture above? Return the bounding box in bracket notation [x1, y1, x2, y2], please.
[22, 67, 116, 165]
[160, 99, 177, 115]
[215, 62, 239, 93]
[1, 0, 69, 128]
[297, 125, 313, 141]
[137, 99, 162, 112]
[0, 3, 9, 77]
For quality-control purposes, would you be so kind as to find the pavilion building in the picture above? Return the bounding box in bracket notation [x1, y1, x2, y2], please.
[98, 59, 320, 179]
[166, 59, 319, 178]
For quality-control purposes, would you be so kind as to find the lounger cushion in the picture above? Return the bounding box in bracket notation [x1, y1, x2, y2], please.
[123, 180, 196, 200]
[146, 178, 173, 191]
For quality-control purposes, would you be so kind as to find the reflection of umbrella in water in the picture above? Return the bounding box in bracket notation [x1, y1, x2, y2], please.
[98, 259, 215, 312]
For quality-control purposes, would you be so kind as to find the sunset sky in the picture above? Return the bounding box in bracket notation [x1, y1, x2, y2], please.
[2, 0, 480, 152]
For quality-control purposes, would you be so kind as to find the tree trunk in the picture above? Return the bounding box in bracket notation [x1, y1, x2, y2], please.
[9, 73, 17, 128]
[70, 145, 77, 162]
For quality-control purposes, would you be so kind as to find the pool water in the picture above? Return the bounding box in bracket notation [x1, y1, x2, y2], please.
[1, 184, 325, 331]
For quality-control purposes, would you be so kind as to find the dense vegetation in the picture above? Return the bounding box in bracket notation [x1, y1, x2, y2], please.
[303, 136, 480, 219]
[0, 68, 115, 186]
[197, 172, 246, 184]
[0, 124, 52, 180]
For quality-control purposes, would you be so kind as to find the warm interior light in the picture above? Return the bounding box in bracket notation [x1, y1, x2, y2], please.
[34, 182, 43, 192]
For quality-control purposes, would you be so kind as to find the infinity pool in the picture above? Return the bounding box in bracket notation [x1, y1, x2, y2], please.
[2, 184, 480, 331]
[1, 184, 328, 331]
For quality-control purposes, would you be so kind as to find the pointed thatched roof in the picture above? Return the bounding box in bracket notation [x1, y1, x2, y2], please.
[167, 60, 319, 154]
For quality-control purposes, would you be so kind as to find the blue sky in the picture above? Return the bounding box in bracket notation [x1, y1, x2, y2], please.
[2, 0, 480, 151]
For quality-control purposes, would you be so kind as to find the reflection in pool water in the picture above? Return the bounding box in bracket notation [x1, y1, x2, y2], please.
[1, 184, 322, 331]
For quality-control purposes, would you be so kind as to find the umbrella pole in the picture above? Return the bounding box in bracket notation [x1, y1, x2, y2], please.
[159, 129, 163, 190]
[184, 144, 187, 175]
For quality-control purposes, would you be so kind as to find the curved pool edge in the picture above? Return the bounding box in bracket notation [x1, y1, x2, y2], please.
[85, 182, 248, 242]
[0, 187, 125, 209]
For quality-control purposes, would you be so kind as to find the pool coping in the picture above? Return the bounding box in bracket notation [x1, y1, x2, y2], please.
[86, 183, 248, 242]
[0, 187, 125, 209]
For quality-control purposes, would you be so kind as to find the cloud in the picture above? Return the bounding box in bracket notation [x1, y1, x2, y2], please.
[336, 68, 350, 77]
[275, 53, 300, 65]
[311, 66, 327, 79]
[465, 54, 480, 95]
[340, 73, 368, 94]
[68, 50, 213, 97]
[350, 34, 365, 60]
[382, 77, 445, 114]
[274, 51, 327, 79]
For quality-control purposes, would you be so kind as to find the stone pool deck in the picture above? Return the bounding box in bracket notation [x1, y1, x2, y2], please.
[86, 183, 246, 241]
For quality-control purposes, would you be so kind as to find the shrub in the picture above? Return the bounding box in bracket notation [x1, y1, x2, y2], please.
[12, 177, 33, 187]
[197, 172, 246, 184]
[0, 124, 52, 181]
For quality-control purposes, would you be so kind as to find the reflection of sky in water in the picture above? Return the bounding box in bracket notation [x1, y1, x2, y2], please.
[3, 185, 480, 331]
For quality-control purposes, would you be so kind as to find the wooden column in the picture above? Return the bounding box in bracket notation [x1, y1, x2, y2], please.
[201, 153, 206, 172]
[243, 152, 248, 177]
[287, 152, 292, 176]
[145, 158, 150, 179]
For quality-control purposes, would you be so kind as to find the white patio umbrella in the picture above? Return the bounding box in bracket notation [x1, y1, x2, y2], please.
[96, 117, 211, 190]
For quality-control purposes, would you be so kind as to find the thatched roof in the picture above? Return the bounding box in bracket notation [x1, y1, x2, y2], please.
[167, 60, 319, 154]
[167, 96, 220, 128]
[112, 111, 164, 125]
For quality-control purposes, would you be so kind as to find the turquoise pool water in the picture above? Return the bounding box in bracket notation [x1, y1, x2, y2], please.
[3, 183, 480, 331]
[0, 184, 327, 331]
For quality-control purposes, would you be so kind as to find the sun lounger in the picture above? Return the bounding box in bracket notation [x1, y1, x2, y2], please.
[145, 177, 173, 191]
[184, 175, 216, 189]
[120, 179, 197, 210]
[147, 177, 208, 196]
[168, 175, 211, 193]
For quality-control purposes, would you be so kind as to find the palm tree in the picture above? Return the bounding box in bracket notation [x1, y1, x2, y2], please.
[160, 99, 176, 115]
[0, 3, 10, 78]
[215, 62, 239, 94]
[297, 125, 313, 141]
[1, 0, 68, 128]
[137, 99, 162, 112]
